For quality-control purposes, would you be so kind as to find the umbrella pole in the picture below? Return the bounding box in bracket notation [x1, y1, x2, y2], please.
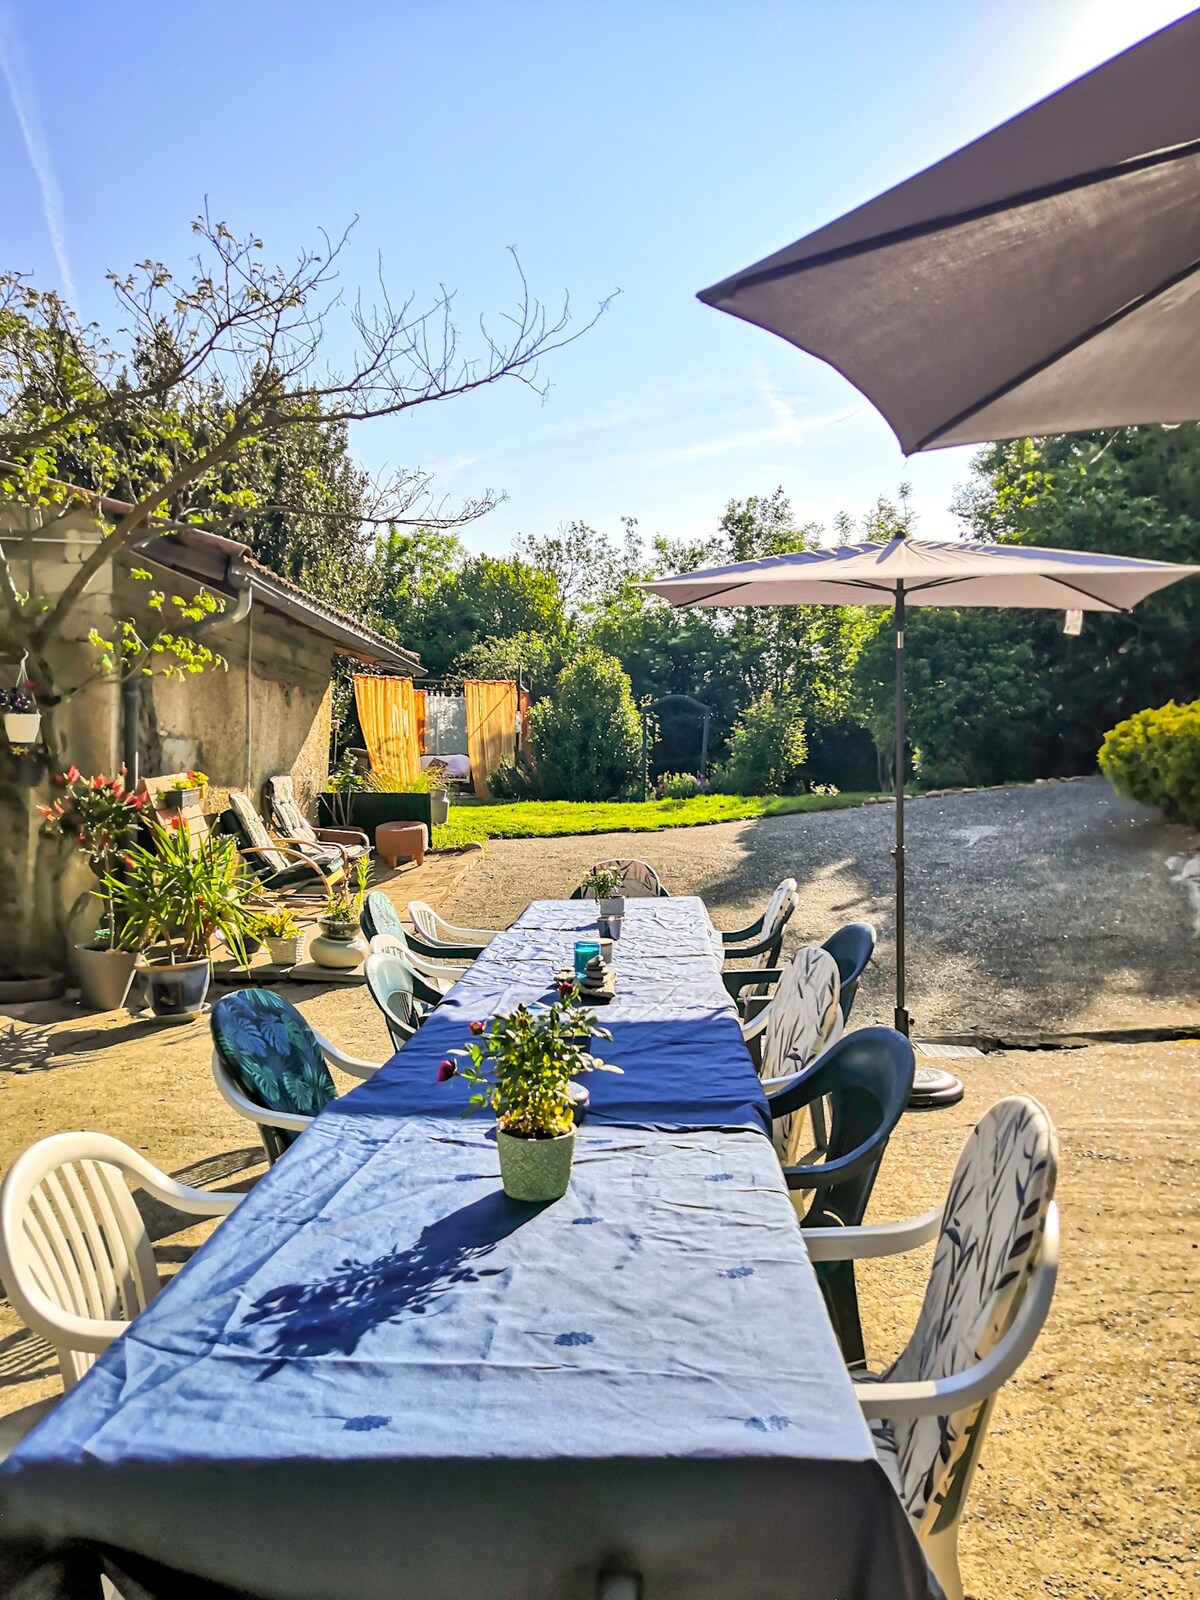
[893, 582, 910, 1037]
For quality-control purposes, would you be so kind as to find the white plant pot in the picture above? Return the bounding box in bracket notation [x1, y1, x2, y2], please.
[4, 712, 41, 745]
[74, 945, 138, 1012]
[599, 897, 625, 919]
[429, 791, 451, 827]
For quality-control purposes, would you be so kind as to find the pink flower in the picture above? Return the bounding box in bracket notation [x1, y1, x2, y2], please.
[556, 979, 575, 998]
[66, 765, 81, 783]
[437, 1059, 457, 1082]
[468, 1020, 485, 1035]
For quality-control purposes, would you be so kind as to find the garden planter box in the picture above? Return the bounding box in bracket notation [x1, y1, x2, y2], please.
[318, 791, 436, 835]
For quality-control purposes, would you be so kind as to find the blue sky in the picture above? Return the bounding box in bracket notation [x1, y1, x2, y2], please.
[1, 0, 1194, 555]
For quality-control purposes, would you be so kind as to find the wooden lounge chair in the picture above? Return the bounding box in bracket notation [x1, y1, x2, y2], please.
[263, 774, 370, 871]
[220, 790, 340, 901]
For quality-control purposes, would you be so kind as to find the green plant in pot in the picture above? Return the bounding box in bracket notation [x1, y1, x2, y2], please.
[310, 854, 370, 970]
[580, 864, 624, 920]
[39, 766, 148, 1012]
[103, 821, 256, 1021]
[442, 984, 620, 1202]
[254, 905, 305, 968]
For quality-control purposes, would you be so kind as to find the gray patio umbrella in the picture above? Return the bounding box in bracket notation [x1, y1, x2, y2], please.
[643, 538, 1199, 1034]
[698, 10, 1200, 452]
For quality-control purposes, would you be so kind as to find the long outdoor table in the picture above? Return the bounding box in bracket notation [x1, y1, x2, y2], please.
[338, 898, 770, 1135]
[0, 898, 937, 1600]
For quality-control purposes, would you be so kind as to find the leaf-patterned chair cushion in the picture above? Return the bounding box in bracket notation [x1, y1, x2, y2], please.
[211, 990, 337, 1149]
[362, 890, 406, 943]
[865, 1094, 1059, 1534]
[760, 946, 843, 1162]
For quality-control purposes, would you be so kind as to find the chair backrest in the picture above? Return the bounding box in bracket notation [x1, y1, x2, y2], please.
[761, 946, 841, 1082]
[753, 879, 800, 968]
[0, 1133, 161, 1389]
[362, 889, 406, 943]
[210, 990, 337, 1154]
[791, 1027, 915, 1231]
[407, 899, 442, 944]
[364, 952, 427, 1049]
[821, 922, 877, 1022]
[574, 859, 667, 900]
[225, 790, 291, 875]
[884, 1096, 1058, 1535]
[264, 775, 318, 846]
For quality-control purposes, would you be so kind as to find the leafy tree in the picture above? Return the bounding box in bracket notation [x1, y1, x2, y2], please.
[712, 693, 808, 795]
[391, 553, 571, 678]
[516, 516, 642, 617]
[448, 631, 565, 693]
[528, 648, 641, 801]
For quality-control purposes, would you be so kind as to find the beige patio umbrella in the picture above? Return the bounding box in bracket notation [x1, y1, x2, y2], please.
[698, 10, 1200, 453]
[643, 539, 1199, 1035]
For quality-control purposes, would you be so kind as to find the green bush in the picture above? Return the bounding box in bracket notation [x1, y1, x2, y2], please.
[528, 648, 642, 801]
[487, 752, 540, 801]
[712, 693, 808, 796]
[659, 771, 702, 799]
[1098, 699, 1200, 826]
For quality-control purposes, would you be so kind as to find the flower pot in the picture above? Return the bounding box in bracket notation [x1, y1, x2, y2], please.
[140, 958, 211, 1021]
[266, 934, 304, 968]
[496, 1126, 576, 1202]
[309, 927, 367, 969]
[4, 712, 41, 745]
[429, 790, 451, 827]
[599, 897, 625, 919]
[74, 945, 138, 1012]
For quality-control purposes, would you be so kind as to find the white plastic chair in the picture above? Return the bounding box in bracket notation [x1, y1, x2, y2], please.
[210, 1010, 383, 1161]
[719, 877, 799, 969]
[0, 1132, 243, 1391]
[408, 899, 500, 948]
[746, 945, 843, 1161]
[803, 1096, 1060, 1600]
[369, 932, 457, 994]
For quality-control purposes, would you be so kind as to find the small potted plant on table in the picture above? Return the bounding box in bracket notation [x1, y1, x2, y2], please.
[104, 821, 256, 1020]
[40, 767, 148, 1011]
[580, 865, 624, 920]
[442, 984, 619, 1202]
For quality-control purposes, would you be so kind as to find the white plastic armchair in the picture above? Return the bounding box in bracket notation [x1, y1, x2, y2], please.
[369, 933, 457, 994]
[210, 1022, 383, 1151]
[408, 899, 500, 949]
[803, 1096, 1060, 1600]
[0, 1132, 243, 1391]
[734, 946, 843, 1157]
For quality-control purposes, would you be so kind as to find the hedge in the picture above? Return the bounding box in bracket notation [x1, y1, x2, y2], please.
[1098, 699, 1200, 827]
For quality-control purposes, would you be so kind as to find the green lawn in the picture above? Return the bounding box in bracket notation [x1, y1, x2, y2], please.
[432, 791, 876, 849]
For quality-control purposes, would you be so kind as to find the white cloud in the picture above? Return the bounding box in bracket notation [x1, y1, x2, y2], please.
[0, 4, 76, 304]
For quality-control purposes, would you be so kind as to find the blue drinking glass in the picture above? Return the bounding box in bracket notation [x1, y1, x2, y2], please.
[574, 940, 601, 978]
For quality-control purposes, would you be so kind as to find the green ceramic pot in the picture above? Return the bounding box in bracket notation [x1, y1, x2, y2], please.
[496, 1126, 576, 1202]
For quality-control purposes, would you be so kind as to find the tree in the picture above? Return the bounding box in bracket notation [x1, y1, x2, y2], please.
[712, 693, 808, 795]
[0, 215, 611, 968]
[528, 649, 641, 801]
[387, 553, 571, 678]
[516, 516, 642, 616]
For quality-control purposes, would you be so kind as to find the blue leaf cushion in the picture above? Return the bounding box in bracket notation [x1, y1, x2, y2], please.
[212, 990, 336, 1146]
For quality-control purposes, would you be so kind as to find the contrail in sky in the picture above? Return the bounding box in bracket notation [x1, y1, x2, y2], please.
[0, 3, 77, 304]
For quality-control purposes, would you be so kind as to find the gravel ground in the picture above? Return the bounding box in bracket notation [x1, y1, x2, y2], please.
[444, 778, 1200, 1036]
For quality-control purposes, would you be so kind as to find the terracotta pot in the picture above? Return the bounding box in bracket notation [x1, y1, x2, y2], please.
[496, 1126, 576, 1202]
[74, 945, 138, 1012]
[140, 958, 211, 1021]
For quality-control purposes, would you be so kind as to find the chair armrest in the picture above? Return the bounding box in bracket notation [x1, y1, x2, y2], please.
[722, 931, 780, 961]
[802, 1204, 944, 1261]
[856, 1206, 1059, 1419]
[311, 1027, 384, 1081]
[723, 968, 783, 996]
[783, 1140, 887, 1190]
[407, 931, 483, 961]
[316, 827, 371, 849]
[721, 916, 765, 945]
[125, 1154, 244, 1217]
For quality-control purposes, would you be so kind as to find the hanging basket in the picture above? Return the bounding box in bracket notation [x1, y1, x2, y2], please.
[4, 712, 41, 746]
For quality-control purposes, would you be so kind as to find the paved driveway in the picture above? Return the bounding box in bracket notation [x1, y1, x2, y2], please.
[446, 779, 1200, 1036]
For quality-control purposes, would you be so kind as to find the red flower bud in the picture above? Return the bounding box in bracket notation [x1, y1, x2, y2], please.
[437, 1059, 457, 1081]
[468, 1020, 485, 1035]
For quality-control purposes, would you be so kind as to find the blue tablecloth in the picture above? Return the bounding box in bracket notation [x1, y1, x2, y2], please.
[0, 898, 937, 1600]
[335, 898, 771, 1135]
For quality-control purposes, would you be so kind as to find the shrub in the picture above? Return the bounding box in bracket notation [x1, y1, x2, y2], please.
[658, 772, 705, 800]
[487, 752, 541, 800]
[1098, 699, 1200, 826]
[528, 649, 642, 802]
[712, 694, 808, 796]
